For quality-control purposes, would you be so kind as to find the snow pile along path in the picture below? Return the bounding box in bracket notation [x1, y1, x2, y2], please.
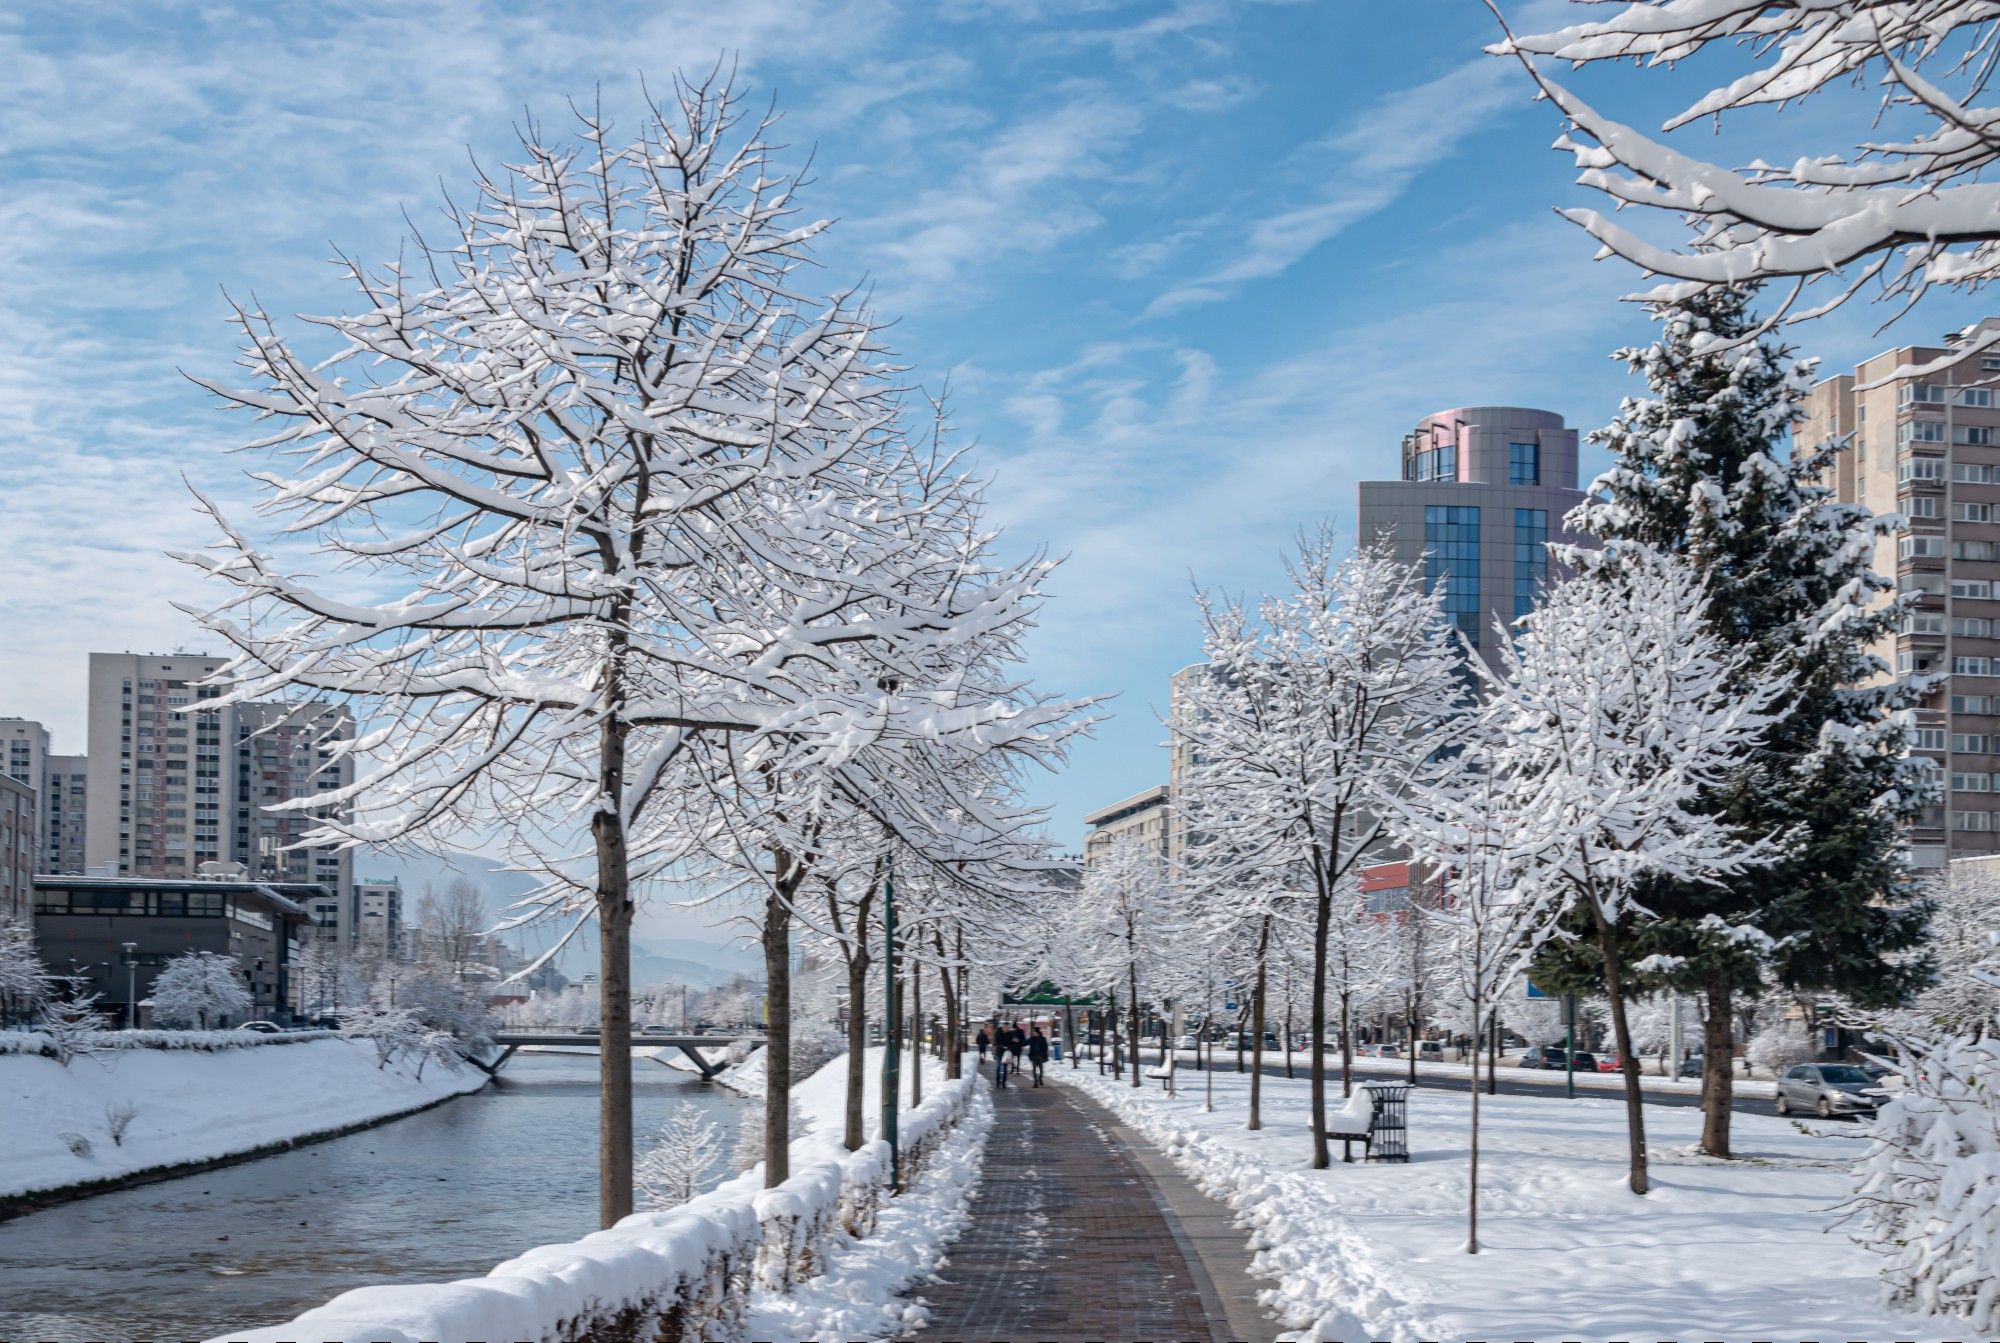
[0, 1035, 486, 1201]
[741, 1075, 993, 1340]
[1069, 1061, 1955, 1342]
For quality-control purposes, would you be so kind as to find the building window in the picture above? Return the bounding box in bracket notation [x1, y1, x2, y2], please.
[1410, 443, 1458, 483]
[1953, 695, 1994, 714]
[1904, 383, 1950, 406]
[1955, 656, 1995, 676]
[1513, 509, 1548, 618]
[1960, 388, 1993, 408]
[1913, 728, 1947, 751]
[1953, 772, 1993, 792]
[1508, 442, 1540, 486]
[1901, 536, 1946, 560]
[1900, 457, 1944, 484]
[1954, 810, 1994, 831]
[1953, 734, 1990, 753]
[1955, 501, 1992, 523]
[1956, 426, 1995, 445]
[1952, 579, 1992, 600]
[1955, 617, 1994, 637]
[1955, 540, 1995, 560]
[1424, 505, 1481, 645]
[1902, 420, 1947, 444]
[1905, 610, 1947, 633]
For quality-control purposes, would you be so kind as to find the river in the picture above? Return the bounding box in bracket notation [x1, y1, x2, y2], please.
[0, 1051, 749, 1343]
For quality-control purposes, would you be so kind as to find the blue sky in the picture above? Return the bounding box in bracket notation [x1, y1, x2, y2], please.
[4, 0, 1993, 861]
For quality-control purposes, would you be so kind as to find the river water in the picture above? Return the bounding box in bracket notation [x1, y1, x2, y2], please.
[0, 1051, 748, 1343]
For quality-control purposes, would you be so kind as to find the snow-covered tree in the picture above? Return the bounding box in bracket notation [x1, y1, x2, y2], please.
[1495, 2, 2000, 338]
[0, 914, 50, 1026]
[636, 1101, 724, 1209]
[1528, 287, 1931, 1158]
[1070, 836, 1177, 1088]
[1170, 530, 1465, 1168]
[1900, 863, 2000, 1034]
[413, 879, 489, 983]
[148, 950, 254, 1029]
[38, 991, 107, 1067]
[1745, 1016, 1816, 1078]
[184, 80, 1086, 1220]
[1500, 994, 1567, 1050]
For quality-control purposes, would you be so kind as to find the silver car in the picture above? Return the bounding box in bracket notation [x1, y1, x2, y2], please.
[1774, 1063, 1885, 1118]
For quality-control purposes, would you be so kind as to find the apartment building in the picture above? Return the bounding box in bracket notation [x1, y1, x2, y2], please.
[1799, 319, 2000, 867]
[2, 718, 90, 877]
[1082, 785, 1172, 869]
[1356, 406, 1589, 665]
[353, 876, 404, 955]
[82, 653, 355, 891]
[0, 775, 33, 920]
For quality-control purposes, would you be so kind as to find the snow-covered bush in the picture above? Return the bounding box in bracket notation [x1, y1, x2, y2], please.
[58, 1131, 92, 1159]
[1747, 1022, 1815, 1078]
[637, 1102, 723, 1210]
[147, 951, 254, 1029]
[37, 995, 107, 1067]
[104, 1100, 138, 1146]
[1846, 1033, 2000, 1329]
[395, 960, 496, 1058]
[204, 1076, 981, 1343]
[0, 1027, 334, 1058]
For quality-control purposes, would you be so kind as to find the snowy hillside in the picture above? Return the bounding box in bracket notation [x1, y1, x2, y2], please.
[0, 1037, 488, 1201]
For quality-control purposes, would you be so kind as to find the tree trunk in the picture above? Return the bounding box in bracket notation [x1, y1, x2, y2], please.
[1127, 963, 1142, 1088]
[844, 945, 869, 1151]
[938, 944, 959, 1082]
[1700, 976, 1735, 1158]
[1408, 995, 1419, 1085]
[1590, 902, 1648, 1195]
[910, 961, 923, 1109]
[1309, 886, 1332, 1170]
[1467, 998, 1483, 1254]
[1249, 942, 1267, 1130]
[1340, 992, 1353, 1100]
[762, 868, 794, 1189]
[593, 713, 634, 1230]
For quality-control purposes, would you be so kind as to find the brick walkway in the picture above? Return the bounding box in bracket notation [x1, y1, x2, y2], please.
[904, 1068, 1269, 1343]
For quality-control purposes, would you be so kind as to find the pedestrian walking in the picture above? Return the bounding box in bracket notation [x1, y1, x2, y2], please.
[1027, 1026, 1050, 1087]
[976, 1025, 991, 1063]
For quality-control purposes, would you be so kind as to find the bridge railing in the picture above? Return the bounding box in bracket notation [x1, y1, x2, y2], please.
[204, 1072, 977, 1343]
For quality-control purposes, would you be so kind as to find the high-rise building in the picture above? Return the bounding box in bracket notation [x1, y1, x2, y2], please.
[0, 775, 33, 919]
[1798, 319, 2000, 869]
[82, 652, 354, 890]
[2, 718, 89, 877]
[353, 876, 404, 955]
[1356, 406, 1589, 665]
[42, 755, 87, 875]
[1082, 785, 1171, 870]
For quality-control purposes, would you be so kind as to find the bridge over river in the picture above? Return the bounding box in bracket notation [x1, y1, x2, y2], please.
[485, 1031, 766, 1079]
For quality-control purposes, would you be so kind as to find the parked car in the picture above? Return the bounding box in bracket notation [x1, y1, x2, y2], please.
[236, 1020, 283, 1034]
[1518, 1046, 1567, 1070]
[1678, 1054, 1705, 1079]
[637, 1024, 673, 1036]
[1175, 1033, 1200, 1050]
[1597, 1053, 1624, 1073]
[577, 1025, 601, 1037]
[1774, 1063, 1887, 1118]
[1568, 1051, 1600, 1071]
[1376, 1043, 1402, 1058]
[1417, 1040, 1444, 1062]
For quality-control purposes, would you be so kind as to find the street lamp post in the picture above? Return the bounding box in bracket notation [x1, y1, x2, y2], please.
[880, 859, 900, 1187]
[122, 943, 139, 1030]
[1564, 993, 1576, 1100]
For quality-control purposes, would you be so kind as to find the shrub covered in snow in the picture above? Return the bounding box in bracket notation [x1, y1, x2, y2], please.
[1846, 1033, 2000, 1330]
[1746, 1022, 1815, 1078]
[636, 1102, 723, 1210]
[0, 1027, 336, 1059]
[204, 1075, 979, 1343]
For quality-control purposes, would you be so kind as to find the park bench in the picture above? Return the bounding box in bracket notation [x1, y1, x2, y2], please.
[1325, 1081, 1410, 1163]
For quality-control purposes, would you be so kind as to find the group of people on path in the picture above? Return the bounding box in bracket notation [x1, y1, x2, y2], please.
[975, 1020, 1049, 1088]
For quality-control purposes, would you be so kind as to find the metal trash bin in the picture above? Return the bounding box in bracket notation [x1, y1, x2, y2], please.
[1360, 1081, 1411, 1162]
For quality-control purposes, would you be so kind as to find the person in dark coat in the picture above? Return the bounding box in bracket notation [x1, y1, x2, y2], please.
[975, 1025, 991, 1062]
[1026, 1026, 1051, 1086]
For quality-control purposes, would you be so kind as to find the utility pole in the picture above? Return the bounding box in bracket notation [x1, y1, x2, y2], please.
[880, 859, 900, 1186]
[1564, 994, 1576, 1100]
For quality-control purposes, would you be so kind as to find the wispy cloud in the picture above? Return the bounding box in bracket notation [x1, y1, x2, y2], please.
[1145, 58, 1521, 316]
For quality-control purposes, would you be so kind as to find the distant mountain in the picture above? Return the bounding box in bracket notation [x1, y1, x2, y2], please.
[357, 844, 761, 987]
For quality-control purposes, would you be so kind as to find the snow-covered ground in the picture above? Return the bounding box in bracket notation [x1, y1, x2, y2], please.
[1066, 1063, 1949, 1342]
[0, 1037, 487, 1201]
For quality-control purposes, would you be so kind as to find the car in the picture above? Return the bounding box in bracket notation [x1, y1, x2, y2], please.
[1518, 1046, 1566, 1070]
[235, 1020, 283, 1034]
[1417, 1040, 1444, 1062]
[1175, 1033, 1200, 1050]
[1376, 1043, 1402, 1058]
[577, 1025, 601, 1037]
[1678, 1054, 1705, 1079]
[637, 1024, 673, 1036]
[1568, 1051, 1600, 1071]
[1598, 1054, 1625, 1073]
[1774, 1063, 1887, 1118]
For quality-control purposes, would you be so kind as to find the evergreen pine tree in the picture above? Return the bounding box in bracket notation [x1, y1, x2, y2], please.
[1535, 286, 1934, 1156]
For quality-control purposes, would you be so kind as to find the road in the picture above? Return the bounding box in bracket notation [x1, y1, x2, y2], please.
[1072, 1047, 1808, 1121]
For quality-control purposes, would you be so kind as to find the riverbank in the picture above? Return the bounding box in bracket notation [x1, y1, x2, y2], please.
[0, 1036, 489, 1211]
